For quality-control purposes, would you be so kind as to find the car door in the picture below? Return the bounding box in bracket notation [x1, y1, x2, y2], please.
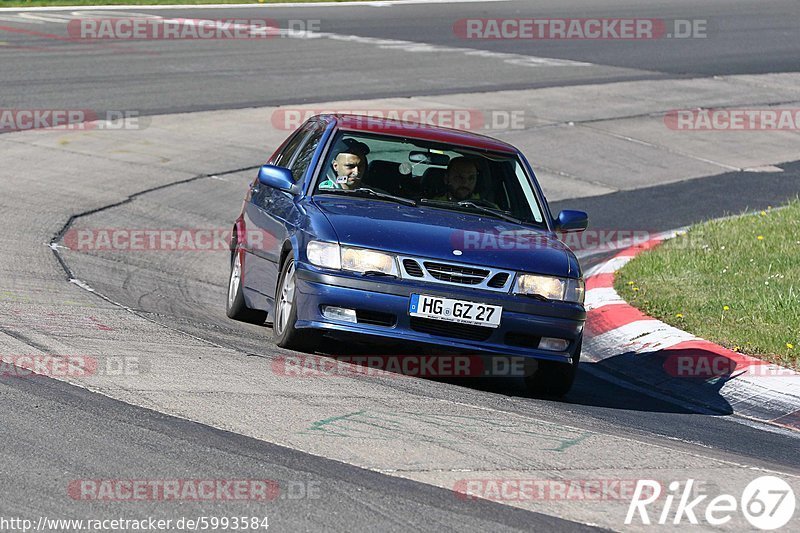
[242, 121, 325, 310]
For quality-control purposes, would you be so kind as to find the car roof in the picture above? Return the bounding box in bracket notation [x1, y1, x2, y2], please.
[318, 114, 519, 155]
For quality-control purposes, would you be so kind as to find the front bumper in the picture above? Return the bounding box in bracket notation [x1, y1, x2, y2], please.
[294, 265, 585, 363]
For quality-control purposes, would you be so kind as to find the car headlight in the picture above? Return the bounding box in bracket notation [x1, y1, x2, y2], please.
[514, 274, 584, 303]
[341, 247, 399, 276]
[307, 241, 341, 269]
[307, 241, 398, 276]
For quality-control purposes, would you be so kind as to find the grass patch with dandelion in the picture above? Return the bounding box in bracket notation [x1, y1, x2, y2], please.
[615, 199, 800, 369]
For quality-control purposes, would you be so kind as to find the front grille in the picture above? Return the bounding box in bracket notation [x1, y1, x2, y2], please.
[403, 259, 424, 277]
[423, 262, 489, 285]
[398, 255, 513, 292]
[410, 317, 493, 341]
[356, 310, 396, 327]
[487, 273, 510, 288]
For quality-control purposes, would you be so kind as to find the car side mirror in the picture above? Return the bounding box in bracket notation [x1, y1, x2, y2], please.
[555, 210, 588, 232]
[257, 165, 297, 193]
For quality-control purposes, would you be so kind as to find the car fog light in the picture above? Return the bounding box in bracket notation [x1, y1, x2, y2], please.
[322, 306, 357, 323]
[539, 337, 569, 352]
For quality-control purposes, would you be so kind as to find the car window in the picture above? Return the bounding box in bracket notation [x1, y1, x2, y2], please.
[314, 132, 545, 226]
[289, 124, 324, 183]
[274, 126, 310, 167]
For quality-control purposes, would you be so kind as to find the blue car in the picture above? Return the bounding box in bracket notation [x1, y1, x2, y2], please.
[227, 114, 588, 395]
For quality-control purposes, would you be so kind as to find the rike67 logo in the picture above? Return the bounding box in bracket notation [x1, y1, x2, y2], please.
[626, 476, 796, 530]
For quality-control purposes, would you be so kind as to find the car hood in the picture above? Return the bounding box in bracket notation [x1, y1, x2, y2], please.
[314, 197, 575, 277]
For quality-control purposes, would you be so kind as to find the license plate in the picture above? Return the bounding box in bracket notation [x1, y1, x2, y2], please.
[409, 294, 502, 328]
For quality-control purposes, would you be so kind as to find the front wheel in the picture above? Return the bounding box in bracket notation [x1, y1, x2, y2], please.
[226, 249, 267, 324]
[273, 258, 318, 351]
[524, 340, 581, 397]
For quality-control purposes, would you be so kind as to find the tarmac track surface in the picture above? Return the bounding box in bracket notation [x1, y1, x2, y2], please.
[0, 0, 798, 115]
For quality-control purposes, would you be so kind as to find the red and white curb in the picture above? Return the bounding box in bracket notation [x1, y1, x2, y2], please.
[582, 231, 800, 432]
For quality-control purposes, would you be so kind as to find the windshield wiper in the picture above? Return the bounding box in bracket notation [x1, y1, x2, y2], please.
[419, 198, 524, 225]
[457, 201, 525, 224]
[319, 187, 417, 207]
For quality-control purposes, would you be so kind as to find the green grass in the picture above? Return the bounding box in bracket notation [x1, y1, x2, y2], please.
[615, 198, 800, 369]
[1, 0, 359, 7]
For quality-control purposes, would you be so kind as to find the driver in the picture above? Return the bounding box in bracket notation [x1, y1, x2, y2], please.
[318, 138, 370, 190]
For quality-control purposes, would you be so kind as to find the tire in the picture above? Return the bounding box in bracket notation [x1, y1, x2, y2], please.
[273, 257, 318, 351]
[524, 339, 581, 397]
[226, 248, 268, 324]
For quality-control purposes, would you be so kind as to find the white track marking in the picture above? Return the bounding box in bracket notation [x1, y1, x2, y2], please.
[297, 29, 591, 66]
[592, 255, 633, 274]
[586, 319, 698, 357]
[584, 287, 625, 310]
[2, 1, 515, 13]
[0, 7, 592, 68]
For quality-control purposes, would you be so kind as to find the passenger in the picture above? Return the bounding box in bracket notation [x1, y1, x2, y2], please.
[433, 156, 481, 202]
[318, 139, 370, 190]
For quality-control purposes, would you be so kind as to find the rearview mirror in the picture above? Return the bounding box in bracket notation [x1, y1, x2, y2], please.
[409, 151, 450, 166]
[257, 165, 296, 193]
[555, 210, 588, 232]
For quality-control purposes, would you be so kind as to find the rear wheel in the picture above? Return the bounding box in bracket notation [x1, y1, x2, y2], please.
[226, 249, 267, 324]
[524, 340, 581, 397]
[273, 258, 318, 351]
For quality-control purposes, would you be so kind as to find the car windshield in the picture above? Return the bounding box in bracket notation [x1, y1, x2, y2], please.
[314, 132, 545, 226]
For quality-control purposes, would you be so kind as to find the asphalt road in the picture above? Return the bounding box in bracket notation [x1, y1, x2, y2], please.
[31, 150, 800, 531]
[0, 0, 799, 115]
[59, 160, 800, 470]
[2, 1, 800, 532]
[1, 370, 596, 533]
